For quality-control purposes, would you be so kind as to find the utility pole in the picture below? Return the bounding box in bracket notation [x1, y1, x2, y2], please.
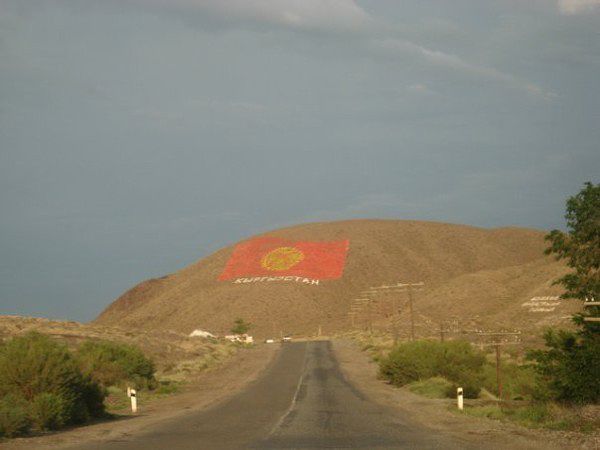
[408, 284, 415, 341]
[392, 296, 399, 344]
[367, 298, 373, 334]
[474, 330, 521, 399]
[353, 282, 423, 340]
[495, 344, 502, 398]
[439, 322, 447, 342]
[349, 298, 369, 331]
[391, 282, 423, 341]
[349, 312, 356, 328]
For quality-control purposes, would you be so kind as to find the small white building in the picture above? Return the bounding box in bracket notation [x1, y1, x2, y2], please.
[189, 329, 216, 338]
[225, 334, 254, 344]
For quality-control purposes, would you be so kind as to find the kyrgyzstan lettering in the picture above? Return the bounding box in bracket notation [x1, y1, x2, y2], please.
[233, 276, 320, 285]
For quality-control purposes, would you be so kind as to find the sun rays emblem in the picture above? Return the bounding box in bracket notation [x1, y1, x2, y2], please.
[260, 247, 305, 271]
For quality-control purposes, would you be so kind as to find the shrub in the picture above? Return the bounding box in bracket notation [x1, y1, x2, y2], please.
[0, 332, 105, 431]
[230, 318, 251, 335]
[379, 340, 485, 398]
[0, 394, 31, 437]
[77, 340, 156, 389]
[528, 329, 600, 404]
[29, 392, 67, 431]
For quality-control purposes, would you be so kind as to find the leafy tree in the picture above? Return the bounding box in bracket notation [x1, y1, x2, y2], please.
[528, 182, 600, 404]
[545, 181, 599, 328]
[230, 318, 251, 335]
[528, 329, 599, 403]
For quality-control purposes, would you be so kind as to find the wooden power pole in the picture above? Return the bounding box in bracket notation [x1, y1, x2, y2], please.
[348, 282, 423, 341]
[475, 330, 521, 399]
[407, 284, 416, 341]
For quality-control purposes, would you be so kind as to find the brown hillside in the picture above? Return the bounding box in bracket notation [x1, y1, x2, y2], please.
[95, 220, 578, 340]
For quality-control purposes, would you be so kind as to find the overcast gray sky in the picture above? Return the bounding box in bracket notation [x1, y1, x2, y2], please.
[1, 0, 598, 321]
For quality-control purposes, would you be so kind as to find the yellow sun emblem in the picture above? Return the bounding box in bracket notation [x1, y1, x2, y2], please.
[261, 247, 305, 271]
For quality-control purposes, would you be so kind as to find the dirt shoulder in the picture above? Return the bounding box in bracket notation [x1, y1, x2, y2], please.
[332, 339, 599, 450]
[1, 343, 279, 450]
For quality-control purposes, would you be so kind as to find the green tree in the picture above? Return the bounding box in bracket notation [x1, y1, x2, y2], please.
[545, 181, 599, 327]
[230, 318, 251, 335]
[528, 182, 600, 404]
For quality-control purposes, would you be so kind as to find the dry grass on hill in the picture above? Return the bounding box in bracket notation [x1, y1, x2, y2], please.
[0, 315, 235, 379]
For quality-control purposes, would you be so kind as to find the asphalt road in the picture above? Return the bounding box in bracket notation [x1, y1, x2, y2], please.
[69, 341, 468, 449]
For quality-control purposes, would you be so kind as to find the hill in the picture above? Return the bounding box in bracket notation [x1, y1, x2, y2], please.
[95, 220, 578, 341]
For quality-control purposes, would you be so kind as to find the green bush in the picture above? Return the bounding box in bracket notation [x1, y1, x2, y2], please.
[0, 332, 105, 432]
[0, 394, 31, 437]
[528, 329, 600, 404]
[379, 340, 485, 398]
[77, 340, 156, 389]
[29, 392, 67, 431]
[230, 318, 251, 335]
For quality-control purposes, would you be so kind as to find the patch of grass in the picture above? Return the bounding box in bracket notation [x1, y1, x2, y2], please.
[155, 380, 181, 396]
[408, 377, 454, 399]
[346, 331, 394, 361]
[460, 402, 600, 432]
[104, 379, 184, 414]
[461, 404, 505, 421]
[160, 343, 237, 382]
[104, 386, 129, 412]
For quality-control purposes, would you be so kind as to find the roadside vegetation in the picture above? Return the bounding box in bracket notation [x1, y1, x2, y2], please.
[379, 340, 485, 398]
[231, 318, 252, 335]
[0, 325, 242, 439]
[77, 340, 156, 390]
[0, 332, 160, 438]
[376, 182, 599, 432]
[0, 332, 106, 437]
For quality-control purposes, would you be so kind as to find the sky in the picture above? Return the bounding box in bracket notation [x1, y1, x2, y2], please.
[1, 0, 599, 322]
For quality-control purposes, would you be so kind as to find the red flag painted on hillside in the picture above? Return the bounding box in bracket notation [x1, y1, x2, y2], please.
[219, 237, 349, 281]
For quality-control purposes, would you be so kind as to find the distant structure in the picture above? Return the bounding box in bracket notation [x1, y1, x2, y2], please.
[189, 329, 216, 338]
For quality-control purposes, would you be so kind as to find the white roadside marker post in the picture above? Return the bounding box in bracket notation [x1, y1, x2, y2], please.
[128, 387, 138, 413]
[457, 387, 464, 411]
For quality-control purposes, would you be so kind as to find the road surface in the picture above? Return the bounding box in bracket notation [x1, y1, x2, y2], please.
[68, 341, 470, 449]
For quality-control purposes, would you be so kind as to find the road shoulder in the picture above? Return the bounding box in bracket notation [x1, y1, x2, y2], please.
[332, 339, 596, 450]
